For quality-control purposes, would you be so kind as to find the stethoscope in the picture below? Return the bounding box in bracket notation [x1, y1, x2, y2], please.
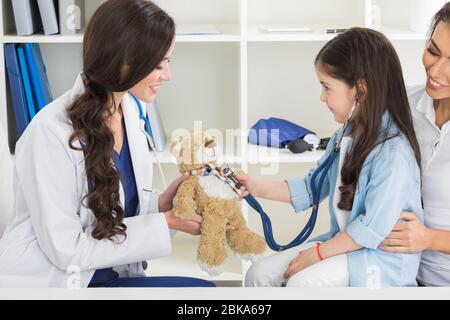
[129, 92, 168, 189]
[245, 101, 357, 252]
[130, 88, 357, 251]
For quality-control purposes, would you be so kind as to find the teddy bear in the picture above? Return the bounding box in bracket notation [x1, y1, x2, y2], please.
[171, 131, 267, 275]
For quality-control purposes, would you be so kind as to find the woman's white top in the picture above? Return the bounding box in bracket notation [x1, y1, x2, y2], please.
[408, 85, 450, 287]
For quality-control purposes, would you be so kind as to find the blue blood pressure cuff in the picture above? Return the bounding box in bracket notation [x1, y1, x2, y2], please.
[248, 117, 315, 148]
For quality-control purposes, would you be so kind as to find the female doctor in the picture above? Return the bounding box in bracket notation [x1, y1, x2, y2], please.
[0, 0, 214, 288]
[381, 2, 450, 287]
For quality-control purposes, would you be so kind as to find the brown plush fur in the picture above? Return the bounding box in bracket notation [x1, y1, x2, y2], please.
[171, 132, 266, 275]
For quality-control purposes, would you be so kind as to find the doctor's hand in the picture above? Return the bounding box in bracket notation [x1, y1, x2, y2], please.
[158, 173, 191, 212]
[163, 211, 236, 236]
[380, 212, 432, 254]
[164, 210, 203, 236]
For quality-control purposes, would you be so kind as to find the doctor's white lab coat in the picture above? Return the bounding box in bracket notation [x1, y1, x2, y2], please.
[0, 74, 171, 287]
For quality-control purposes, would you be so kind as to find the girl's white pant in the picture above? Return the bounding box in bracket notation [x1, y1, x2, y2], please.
[245, 242, 349, 287]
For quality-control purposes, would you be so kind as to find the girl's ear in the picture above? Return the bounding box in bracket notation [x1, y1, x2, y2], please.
[356, 80, 368, 102]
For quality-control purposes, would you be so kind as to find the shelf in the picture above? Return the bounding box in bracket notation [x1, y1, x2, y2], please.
[247, 144, 324, 164]
[2, 34, 84, 44]
[147, 235, 243, 282]
[176, 23, 241, 42]
[176, 34, 241, 43]
[380, 31, 428, 41]
[247, 0, 366, 35]
[370, 0, 446, 38]
[1, 33, 428, 44]
[245, 24, 429, 42]
[1, 35, 241, 45]
[246, 32, 337, 43]
[1, 22, 241, 44]
[246, 23, 348, 42]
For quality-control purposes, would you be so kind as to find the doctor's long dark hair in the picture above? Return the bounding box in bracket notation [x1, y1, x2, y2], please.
[67, 0, 175, 241]
[315, 28, 421, 211]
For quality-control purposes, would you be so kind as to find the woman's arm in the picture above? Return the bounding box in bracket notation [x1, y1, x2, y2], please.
[283, 232, 362, 280]
[430, 229, 450, 253]
[164, 210, 202, 235]
[381, 212, 450, 254]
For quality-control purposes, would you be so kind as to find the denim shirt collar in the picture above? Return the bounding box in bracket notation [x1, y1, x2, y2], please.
[338, 111, 397, 138]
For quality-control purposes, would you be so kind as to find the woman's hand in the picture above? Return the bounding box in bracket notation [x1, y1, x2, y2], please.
[380, 212, 432, 253]
[164, 210, 235, 236]
[158, 173, 190, 212]
[164, 210, 203, 235]
[283, 247, 321, 281]
[235, 172, 257, 200]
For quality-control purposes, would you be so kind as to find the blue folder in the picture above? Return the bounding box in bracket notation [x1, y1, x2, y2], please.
[4, 44, 30, 137]
[23, 43, 53, 110]
[17, 46, 37, 120]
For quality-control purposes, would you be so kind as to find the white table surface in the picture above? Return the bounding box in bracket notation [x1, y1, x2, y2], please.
[0, 288, 449, 300]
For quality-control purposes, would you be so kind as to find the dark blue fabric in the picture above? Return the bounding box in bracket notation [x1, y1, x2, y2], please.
[112, 131, 139, 218]
[94, 276, 216, 288]
[88, 268, 120, 287]
[248, 117, 314, 148]
[89, 127, 139, 287]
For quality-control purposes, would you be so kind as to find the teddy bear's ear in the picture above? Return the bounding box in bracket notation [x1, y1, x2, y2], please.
[170, 140, 183, 158]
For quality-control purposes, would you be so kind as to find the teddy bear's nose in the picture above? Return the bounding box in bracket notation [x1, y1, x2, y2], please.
[205, 139, 217, 148]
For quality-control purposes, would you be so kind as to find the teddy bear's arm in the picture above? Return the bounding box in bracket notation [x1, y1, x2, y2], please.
[173, 176, 198, 219]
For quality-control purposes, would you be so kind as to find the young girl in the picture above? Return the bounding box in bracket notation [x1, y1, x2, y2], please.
[240, 28, 424, 287]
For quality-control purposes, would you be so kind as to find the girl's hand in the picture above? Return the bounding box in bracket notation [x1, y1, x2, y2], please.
[158, 173, 190, 212]
[283, 247, 321, 281]
[235, 172, 257, 200]
[380, 212, 432, 253]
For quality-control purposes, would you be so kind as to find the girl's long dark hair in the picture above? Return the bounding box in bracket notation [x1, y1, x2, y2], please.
[67, 0, 175, 241]
[315, 28, 421, 211]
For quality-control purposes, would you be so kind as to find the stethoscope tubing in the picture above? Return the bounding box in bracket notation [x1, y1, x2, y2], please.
[129, 92, 167, 188]
[247, 102, 354, 251]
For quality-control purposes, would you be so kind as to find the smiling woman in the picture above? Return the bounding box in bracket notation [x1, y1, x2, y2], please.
[423, 19, 450, 104]
[0, 0, 214, 288]
[382, 2, 450, 287]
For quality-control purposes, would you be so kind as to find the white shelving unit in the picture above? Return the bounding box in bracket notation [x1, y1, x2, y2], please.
[0, 0, 432, 285]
